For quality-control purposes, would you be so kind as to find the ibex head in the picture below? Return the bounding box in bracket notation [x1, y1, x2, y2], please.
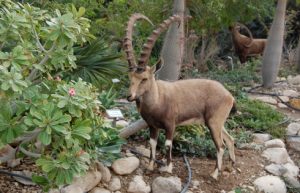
[124, 14, 180, 101]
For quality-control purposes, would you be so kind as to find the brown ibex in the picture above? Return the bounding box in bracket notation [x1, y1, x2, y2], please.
[124, 13, 236, 179]
[230, 23, 267, 63]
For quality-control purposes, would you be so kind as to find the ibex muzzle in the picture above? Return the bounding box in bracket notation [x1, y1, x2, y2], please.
[124, 13, 236, 180]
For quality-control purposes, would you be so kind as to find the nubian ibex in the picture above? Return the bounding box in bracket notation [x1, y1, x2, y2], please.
[230, 23, 267, 63]
[124, 13, 236, 179]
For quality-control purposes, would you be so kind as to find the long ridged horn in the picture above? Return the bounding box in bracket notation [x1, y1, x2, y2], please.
[138, 15, 181, 70]
[124, 13, 153, 71]
[235, 22, 253, 48]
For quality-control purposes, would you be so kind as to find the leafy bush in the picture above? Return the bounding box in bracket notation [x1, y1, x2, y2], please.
[0, 1, 125, 190]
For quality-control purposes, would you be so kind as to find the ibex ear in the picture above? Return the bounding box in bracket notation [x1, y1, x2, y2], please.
[150, 57, 164, 74]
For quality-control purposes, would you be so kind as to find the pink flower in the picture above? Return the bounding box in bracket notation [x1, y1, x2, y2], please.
[69, 88, 76, 96]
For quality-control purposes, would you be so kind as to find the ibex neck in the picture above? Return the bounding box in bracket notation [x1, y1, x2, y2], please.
[140, 79, 160, 109]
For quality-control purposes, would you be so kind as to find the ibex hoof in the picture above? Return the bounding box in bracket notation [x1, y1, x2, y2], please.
[210, 169, 219, 180]
[147, 161, 154, 171]
[159, 163, 173, 173]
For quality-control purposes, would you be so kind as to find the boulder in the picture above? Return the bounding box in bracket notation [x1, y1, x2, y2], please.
[127, 175, 151, 193]
[135, 145, 151, 158]
[152, 176, 182, 193]
[264, 139, 285, 148]
[253, 133, 272, 144]
[262, 148, 289, 164]
[112, 157, 140, 175]
[108, 176, 121, 191]
[278, 103, 288, 108]
[287, 136, 300, 152]
[253, 176, 286, 193]
[286, 122, 300, 136]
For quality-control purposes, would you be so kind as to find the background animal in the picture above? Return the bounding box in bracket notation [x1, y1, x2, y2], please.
[230, 23, 267, 63]
[124, 13, 236, 180]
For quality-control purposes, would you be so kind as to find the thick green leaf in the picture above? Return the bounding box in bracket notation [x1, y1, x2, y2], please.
[38, 131, 51, 145]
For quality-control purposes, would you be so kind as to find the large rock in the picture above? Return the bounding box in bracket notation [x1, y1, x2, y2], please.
[265, 164, 287, 176]
[253, 176, 286, 193]
[108, 176, 121, 191]
[135, 145, 151, 158]
[90, 187, 111, 193]
[61, 170, 101, 193]
[286, 122, 300, 136]
[278, 96, 289, 103]
[253, 133, 272, 144]
[127, 175, 151, 193]
[287, 136, 300, 152]
[0, 145, 16, 163]
[264, 139, 285, 148]
[152, 176, 182, 193]
[262, 148, 289, 164]
[112, 157, 140, 175]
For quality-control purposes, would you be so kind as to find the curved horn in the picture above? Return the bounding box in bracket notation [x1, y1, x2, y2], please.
[236, 22, 253, 48]
[124, 13, 153, 71]
[138, 15, 181, 70]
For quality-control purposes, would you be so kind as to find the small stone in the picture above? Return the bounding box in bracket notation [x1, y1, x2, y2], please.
[278, 103, 288, 108]
[278, 96, 289, 103]
[283, 174, 300, 188]
[286, 122, 300, 135]
[127, 175, 151, 193]
[191, 180, 200, 187]
[283, 163, 299, 177]
[108, 177, 121, 191]
[0, 145, 16, 163]
[90, 187, 111, 193]
[254, 175, 286, 193]
[96, 162, 111, 183]
[7, 158, 21, 168]
[265, 164, 287, 176]
[283, 89, 299, 97]
[116, 120, 129, 127]
[287, 136, 300, 152]
[253, 133, 272, 144]
[112, 157, 140, 175]
[135, 145, 151, 158]
[287, 75, 300, 85]
[262, 148, 289, 164]
[264, 139, 285, 148]
[254, 96, 278, 105]
[152, 176, 182, 193]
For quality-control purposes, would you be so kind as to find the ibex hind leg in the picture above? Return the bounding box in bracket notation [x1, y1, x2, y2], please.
[207, 120, 225, 180]
[222, 127, 235, 165]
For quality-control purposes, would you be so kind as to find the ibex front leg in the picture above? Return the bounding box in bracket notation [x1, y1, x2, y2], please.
[148, 126, 159, 171]
[159, 123, 175, 173]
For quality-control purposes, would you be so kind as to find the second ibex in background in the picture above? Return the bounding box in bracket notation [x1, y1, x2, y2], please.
[230, 23, 267, 63]
[124, 13, 236, 180]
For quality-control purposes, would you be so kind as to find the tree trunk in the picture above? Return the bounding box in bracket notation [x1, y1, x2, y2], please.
[183, 30, 199, 68]
[262, 0, 287, 88]
[157, 0, 185, 81]
[296, 37, 300, 72]
[119, 119, 148, 139]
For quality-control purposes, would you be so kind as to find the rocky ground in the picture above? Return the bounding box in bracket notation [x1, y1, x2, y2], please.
[1, 76, 300, 193]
